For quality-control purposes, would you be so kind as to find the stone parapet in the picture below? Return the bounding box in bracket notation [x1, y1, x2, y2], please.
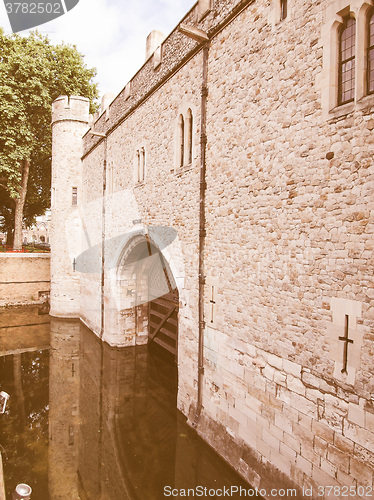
[52, 95, 90, 126]
[0, 254, 50, 306]
[82, 0, 253, 156]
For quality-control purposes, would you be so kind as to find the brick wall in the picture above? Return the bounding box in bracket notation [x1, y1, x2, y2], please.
[0, 254, 50, 306]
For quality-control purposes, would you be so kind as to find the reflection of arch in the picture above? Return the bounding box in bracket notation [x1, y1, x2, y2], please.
[116, 235, 179, 361]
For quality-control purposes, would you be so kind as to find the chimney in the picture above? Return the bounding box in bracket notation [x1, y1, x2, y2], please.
[100, 92, 115, 114]
[145, 30, 165, 61]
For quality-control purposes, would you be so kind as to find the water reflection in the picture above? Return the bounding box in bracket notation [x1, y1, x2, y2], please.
[1, 308, 257, 499]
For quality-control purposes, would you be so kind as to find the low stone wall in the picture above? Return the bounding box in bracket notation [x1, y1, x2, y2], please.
[0, 254, 50, 306]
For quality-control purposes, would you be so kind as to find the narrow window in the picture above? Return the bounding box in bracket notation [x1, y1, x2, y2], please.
[280, 0, 287, 21]
[136, 150, 140, 183]
[368, 12, 374, 94]
[178, 114, 184, 167]
[72, 187, 78, 206]
[107, 163, 114, 193]
[140, 148, 145, 182]
[186, 108, 193, 165]
[135, 148, 145, 183]
[339, 17, 356, 105]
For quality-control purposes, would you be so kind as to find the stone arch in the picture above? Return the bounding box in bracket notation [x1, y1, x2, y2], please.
[115, 232, 180, 361]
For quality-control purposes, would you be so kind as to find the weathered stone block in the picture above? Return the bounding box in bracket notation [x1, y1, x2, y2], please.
[343, 421, 374, 453]
[287, 375, 306, 396]
[350, 458, 374, 486]
[365, 410, 374, 433]
[327, 445, 349, 473]
[314, 435, 328, 457]
[296, 454, 312, 477]
[312, 419, 335, 444]
[348, 403, 365, 427]
[283, 360, 302, 378]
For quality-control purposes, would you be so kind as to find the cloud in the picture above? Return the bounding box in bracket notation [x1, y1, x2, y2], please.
[0, 0, 195, 97]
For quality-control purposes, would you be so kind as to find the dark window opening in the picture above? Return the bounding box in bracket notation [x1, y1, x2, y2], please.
[186, 109, 193, 165]
[280, 0, 287, 21]
[72, 187, 78, 206]
[338, 17, 356, 105]
[140, 148, 145, 182]
[179, 115, 184, 168]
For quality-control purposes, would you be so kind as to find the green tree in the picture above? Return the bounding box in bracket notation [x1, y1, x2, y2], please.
[0, 29, 98, 249]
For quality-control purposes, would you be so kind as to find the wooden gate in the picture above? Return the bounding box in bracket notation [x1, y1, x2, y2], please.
[148, 290, 178, 361]
[146, 241, 178, 361]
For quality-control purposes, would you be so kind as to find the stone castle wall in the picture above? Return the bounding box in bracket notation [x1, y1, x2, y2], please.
[201, 0, 374, 495]
[0, 254, 50, 306]
[51, 0, 374, 496]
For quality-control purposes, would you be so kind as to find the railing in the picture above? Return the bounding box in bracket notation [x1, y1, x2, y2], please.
[0, 244, 50, 253]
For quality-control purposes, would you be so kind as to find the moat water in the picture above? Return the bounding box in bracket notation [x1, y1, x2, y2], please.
[0, 306, 259, 499]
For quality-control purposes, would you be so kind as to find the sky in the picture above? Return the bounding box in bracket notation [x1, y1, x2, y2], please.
[0, 0, 196, 98]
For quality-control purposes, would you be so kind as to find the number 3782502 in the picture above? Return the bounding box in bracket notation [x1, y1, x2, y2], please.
[5, 3, 63, 14]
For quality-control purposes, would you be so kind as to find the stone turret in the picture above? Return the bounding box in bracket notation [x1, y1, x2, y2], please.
[50, 96, 90, 318]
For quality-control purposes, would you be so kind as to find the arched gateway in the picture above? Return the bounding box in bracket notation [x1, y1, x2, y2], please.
[116, 234, 179, 362]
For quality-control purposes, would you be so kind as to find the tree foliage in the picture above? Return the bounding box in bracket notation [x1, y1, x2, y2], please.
[0, 29, 98, 246]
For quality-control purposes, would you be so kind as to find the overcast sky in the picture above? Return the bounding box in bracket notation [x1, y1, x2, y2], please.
[0, 0, 196, 98]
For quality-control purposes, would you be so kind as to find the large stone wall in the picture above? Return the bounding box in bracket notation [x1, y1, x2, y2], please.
[50, 0, 374, 496]
[200, 0, 374, 495]
[0, 254, 50, 306]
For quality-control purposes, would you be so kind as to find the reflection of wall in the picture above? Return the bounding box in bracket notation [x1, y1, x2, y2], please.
[48, 321, 252, 499]
[78, 324, 149, 499]
[0, 452, 5, 500]
[49, 318, 80, 500]
[0, 306, 50, 355]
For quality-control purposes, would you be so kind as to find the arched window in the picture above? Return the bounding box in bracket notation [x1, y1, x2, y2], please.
[176, 109, 194, 170]
[338, 17, 356, 105]
[368, 11, 374, 94]
[186, 108, 193, 165]
[178, 114, 184, 168]
[280, 0, 287, 21]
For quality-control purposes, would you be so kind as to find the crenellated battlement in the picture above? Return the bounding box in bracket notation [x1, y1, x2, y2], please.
[52, 95, 90, 125]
